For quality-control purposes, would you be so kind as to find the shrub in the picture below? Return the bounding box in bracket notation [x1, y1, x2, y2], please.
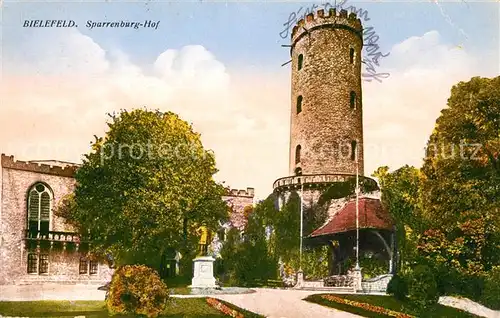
[481, 266, 500, 310]
[387, 274, 408, 300]
[106, 264, 169, 318]
[408, 265, 439, 310]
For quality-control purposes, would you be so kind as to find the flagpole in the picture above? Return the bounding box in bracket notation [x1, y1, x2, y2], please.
[299, 183, 304, 271]
[355, 143, 360, 270]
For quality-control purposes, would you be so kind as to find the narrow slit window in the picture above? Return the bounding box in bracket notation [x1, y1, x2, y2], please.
[351, 140, 357, 161]
[350, 91, 356, 109]
[295, 145, 301, 164]
[298, 54, 303, 70]
[350, 48, 354, 64]
[297, 95, 303, 114]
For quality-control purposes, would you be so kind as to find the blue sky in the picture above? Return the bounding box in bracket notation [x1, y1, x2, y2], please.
[1, 1, 499, 198]
[4, 1, 498, 70]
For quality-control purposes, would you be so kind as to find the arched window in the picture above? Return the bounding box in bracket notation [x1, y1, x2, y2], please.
[27, 183, 52, 236]
[350, 91, 356, 109]
[295, 145, 301, 164]
[297, 95, 303, 114]
[350, 48, 355, 64]
[351, 140, 358, 161]
[298, 54, 304, 71]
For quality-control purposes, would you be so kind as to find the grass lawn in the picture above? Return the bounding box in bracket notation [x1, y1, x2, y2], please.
[0, 298, 230, 317]
[304, 294, 480, 318]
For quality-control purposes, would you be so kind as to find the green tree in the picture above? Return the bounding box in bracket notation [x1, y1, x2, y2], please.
[420, 76, 500, 274]
[372, 165, 424, 273]
[57, 109, 229, 268]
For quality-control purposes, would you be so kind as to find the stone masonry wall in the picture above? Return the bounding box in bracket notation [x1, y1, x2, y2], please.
[289, 9, 364, 176]
[0, 156, 111, 285]
[222, 188, 255, 230]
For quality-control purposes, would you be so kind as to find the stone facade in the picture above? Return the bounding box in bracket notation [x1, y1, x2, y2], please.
[0, 155, 112, 285]
[0, 154, 254, 285]
[222, 188, 254, 230]
[289, 9, 364, 176]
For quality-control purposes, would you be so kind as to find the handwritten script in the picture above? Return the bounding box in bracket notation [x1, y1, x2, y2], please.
[280, 1, 390, 83]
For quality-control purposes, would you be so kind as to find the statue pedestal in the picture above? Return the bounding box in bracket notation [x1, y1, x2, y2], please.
[351, 267, 363, 292]
[190, 256, 216, 288]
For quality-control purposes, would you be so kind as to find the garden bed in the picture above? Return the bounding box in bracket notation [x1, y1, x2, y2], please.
[0, 298, 256, 318]
[304, 294, 480, 318]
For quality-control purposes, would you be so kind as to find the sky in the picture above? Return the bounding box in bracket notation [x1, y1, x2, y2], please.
[1, 0, 499, 199]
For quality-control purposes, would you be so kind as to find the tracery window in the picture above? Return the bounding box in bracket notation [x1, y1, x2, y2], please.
[27, 183, 52, 236]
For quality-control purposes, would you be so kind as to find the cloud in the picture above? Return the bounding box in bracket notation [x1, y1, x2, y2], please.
[0, 27, 495, 199]
[362, 30, 494, 175]
[0, 28, 289, 199]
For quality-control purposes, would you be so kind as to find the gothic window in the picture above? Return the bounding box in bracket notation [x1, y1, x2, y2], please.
[351, 140, 358, 161]
[298, 54, 303, 71]
[79, 257, 88, 274]
[89, 261, 98, 275]
[296, 95, 303, 114]
[350, 48, 354, 64]
[350, 91, 356, 109]
[27, 253, 38, 274]
[27, 183, 52, 236]
[295, 145, 301, 164]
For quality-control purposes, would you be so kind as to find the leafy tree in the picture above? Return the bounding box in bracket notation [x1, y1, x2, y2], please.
[57, 109, 229, 269]
[372, 165, 424, 273]
[420, 76, 500, 274]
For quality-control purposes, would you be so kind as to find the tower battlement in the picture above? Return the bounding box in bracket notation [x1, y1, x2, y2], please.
[1, 154, 78, 177]
[291, 9, 363, 43]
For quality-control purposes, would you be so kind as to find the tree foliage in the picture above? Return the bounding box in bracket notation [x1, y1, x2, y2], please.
[419, 76, 500, 274]
[372, 165, 423, 273]
[57, 109, 228, 267]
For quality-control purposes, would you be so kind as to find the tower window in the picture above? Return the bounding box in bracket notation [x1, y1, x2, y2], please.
[350, 91, 356, 109]
[298, 54, 303, 71]
[351, 140, 357, 161]
[297, 95, 303, 114]
[350, 48, 354, 64]
[295, 145, 301, 164]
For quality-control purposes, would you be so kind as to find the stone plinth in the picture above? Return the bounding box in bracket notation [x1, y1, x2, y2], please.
[190, 256, 216, 288]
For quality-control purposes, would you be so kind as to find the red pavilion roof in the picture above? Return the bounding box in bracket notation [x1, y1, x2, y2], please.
[309, 197, 394, 237]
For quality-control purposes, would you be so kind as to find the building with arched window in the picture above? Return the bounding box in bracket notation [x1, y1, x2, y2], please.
[0, 154, 113, 285]
[0, 154, 254, 285]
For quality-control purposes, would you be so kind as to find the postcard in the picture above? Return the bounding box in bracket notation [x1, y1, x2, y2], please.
[1, 1, 499, 317]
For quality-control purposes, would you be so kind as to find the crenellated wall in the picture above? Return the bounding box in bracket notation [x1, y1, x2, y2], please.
[222, 187, 255, 230]
[0, 155, 111, 285]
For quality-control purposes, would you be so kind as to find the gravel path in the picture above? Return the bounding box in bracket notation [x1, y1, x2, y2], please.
[215, 288, 362, 318]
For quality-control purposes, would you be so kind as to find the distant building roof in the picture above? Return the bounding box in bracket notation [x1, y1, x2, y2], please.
[309, 197, 394, 237]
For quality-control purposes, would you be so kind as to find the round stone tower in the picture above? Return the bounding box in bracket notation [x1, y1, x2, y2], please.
[289, 8, 364, 177]
[274, 9, 373, 208]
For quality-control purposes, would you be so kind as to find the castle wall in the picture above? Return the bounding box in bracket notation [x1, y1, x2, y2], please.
[222, 188, 255, 230]
[289, 9, 364, 176]
[0, 156, 111, 285]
